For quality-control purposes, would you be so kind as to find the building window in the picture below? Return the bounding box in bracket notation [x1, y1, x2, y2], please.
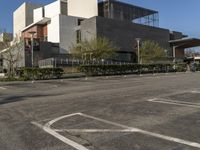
[42, 7, 45, 17]
[61, 1, 68, 15]
[78, 19, 84, 26]
[76, 30, 81, 43]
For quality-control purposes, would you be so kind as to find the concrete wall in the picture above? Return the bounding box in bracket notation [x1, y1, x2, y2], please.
[81, 16, 171, 61]
[80, 18, 97, 41]
[34, 7, 44, 23]
[47, 15, 80, 54]
[68, 0, 98, 18]
[96, 17, 170, 52]
[13, 2, 43, 38]
[59, 15, 78, 54]
[13, 3, 26, 37]
[44, 0, 60, 18]
[47, 15, 60, 43]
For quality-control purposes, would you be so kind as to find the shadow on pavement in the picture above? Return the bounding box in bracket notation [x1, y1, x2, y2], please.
[0, 93, 62, 105]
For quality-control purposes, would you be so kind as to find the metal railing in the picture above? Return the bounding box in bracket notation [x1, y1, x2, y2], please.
[39, 58, 133, 68]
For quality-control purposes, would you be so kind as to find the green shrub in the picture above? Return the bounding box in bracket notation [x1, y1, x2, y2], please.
[174, 63, 187, 72]
[196, 64, 200, 71]
[19, 68, 64, 80]
[79, 63, 186, 76]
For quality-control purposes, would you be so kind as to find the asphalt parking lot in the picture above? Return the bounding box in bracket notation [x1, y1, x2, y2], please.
[0, 73, 200, 150]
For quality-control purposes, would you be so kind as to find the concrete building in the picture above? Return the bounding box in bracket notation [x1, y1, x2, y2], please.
[9, 0, 200, 68]
[13, 2, 43, 38]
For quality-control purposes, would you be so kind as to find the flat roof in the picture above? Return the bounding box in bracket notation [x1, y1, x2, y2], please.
[21, 17, 50, 32]
[99, 0, 158, 19]
[169, 38, 200, 49]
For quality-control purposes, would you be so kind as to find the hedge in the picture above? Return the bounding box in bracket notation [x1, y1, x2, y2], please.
[79, 63, 187, 76]
[18, 68, 64, 80]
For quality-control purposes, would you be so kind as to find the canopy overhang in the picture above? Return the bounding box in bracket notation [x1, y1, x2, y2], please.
[169, 38, 200, 49]
[21, 17, 50, 32]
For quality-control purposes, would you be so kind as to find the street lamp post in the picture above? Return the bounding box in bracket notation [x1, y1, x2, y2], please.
[172, 46, 177, 71]
[29, 31, 36, 68]
[135, 38, 141, 64]
[173, 46, 176, 63]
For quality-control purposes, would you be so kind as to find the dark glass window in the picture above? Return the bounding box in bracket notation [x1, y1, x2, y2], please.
[61, 2, 68, 15]
[76, 30, 81, 43]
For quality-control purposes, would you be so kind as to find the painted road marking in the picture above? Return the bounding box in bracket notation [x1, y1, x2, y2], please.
[55, 129, 133, 133]
[32, 113, 200, 149]
[0, 87, 6, 90]
[191, 90, 200, 94]
[78, 113, 200, 148]
[32, 121, 89, 150]
[148, 98, 200, 108]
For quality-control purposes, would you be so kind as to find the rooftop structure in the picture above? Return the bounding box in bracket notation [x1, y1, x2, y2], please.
[98, 0, 159, 27]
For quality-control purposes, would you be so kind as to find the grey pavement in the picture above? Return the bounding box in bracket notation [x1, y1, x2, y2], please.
[0, 73, 200, 150]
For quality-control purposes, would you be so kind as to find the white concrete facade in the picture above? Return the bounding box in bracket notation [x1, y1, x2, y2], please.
[47, 14, 78, 54]
[14, 0, 99, 54]
[13, 2, 43, 38]
[47, 15, 60, 43]
[13, 3, 26, 37]
[33, 7, 44, 23]
[59, 15, 78, 54]
[68, 0, 98, 18]
[44, 0, 61, 18]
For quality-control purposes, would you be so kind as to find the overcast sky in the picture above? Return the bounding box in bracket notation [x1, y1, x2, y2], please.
[0, 0, 200, 38]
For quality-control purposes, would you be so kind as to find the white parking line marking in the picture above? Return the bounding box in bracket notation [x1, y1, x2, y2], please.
[31, 120, 89, 150]
[0, 87, 6, 90]
[191, 90, 200, 94]
[55, 129, 132, 133]
[32, 113, 200, 149]
[43, 126, 89, 150]
[79, 113, 200, 149]
[148, 98, 200, 105]
[45, 113, 80, 128]
[148, 98, 200, 108]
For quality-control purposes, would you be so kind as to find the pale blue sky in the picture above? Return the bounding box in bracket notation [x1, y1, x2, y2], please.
[0, 0, 200, 38]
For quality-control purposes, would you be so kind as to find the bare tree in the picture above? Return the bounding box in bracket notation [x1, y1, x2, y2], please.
[1, 36, 23, 77]
[185, 48, 200, 57]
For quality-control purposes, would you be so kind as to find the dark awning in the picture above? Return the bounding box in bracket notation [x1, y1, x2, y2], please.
[169, 38, 200, 49]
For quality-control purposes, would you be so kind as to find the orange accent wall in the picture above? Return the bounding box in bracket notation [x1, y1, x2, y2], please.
[22, 26, 37, 39]
[43, 25, 48, 36]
